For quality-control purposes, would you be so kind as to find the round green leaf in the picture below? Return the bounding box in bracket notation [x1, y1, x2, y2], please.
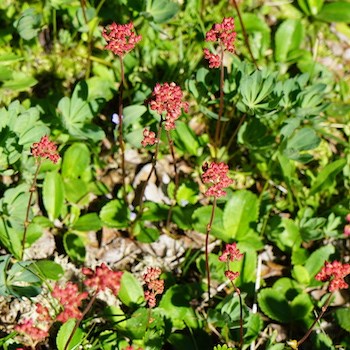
[118, 271, 144, 307]
[100, 200, 130, 228]
[223, 190, 259, 240]
[63, 233, 86, 263]
[56, 319, 84, 350]
[72, 213, 102, 232]
[317, 2, 350, 22]
[43, 171, 65, 221]
[62, 143, 90, 179]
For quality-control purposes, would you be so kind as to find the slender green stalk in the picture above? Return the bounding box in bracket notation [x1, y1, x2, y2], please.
[227, 261, 244, 350]
[231, 0, 259, 70]
[63, 291, 97, 350]
[297, 292, 333, 347]
[21, 160, 41, 260]
[205, 196, 217, 300]
[117, 56, 128, 204]
[214, 46, 225, 160]
[222, 114, 246, 161]
[131, 118, 164, 234]
[165, 130, 179, 228]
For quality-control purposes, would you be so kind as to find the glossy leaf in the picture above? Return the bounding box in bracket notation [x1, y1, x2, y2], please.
[72, 213, 102, 231]
[43, 172, 65, 221]
[56, 319, 84, 350]
[62, 143, 90, 179]
[223, 190, 259, 240]
[63, 233, 86, 263]
[275, 19, 304, 62]
[100, 200, 130, 228]
[118, 271, 144, 307]
[317, 2, 350, 22]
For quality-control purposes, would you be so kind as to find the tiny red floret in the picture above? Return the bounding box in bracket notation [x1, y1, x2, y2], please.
[141, 128, 157, 147]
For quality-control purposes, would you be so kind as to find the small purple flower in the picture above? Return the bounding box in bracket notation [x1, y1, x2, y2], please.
[112, 113, 123, 125]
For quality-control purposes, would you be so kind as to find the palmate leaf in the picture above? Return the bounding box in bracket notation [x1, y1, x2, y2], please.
[57, 82, 105, 142]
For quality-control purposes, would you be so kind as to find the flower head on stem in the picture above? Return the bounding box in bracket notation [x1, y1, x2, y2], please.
[82, 263, 123, 295]
[149, 82, 189, 131]
[103, 22, 141, 57]
[315, 260, 350, 292]
[143, 267, 164, 308]
[202, 161, 233, 198]
[31, 135, 60, 164]
[52, 282, 88, 323]
[203, 17, 236, 68]
[141, 128, 157, 147]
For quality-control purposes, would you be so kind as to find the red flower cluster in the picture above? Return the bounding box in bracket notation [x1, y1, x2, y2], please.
[344, 213, 350, 237]
[103, 22, 141, 57]
[315, 260, 350, 292]
[149, 82, 189, 131]
[219, 243, 244, 284]
[52, 282, 88, 323]
[141, 128, 157, 147]
[15, 304, 52, 345]
[202, 161, 233, 197]
[31, 135, 60, 163]
[143, 267, 164, 308]
[82, 263, 123, 295]
[219, 242, 244, 262]
[204, 17, 236, 68]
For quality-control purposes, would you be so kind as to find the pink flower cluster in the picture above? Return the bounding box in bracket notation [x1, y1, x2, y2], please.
[103, 22, 141, 57]
[31, 135, 60, 163]
[15, 304, 52, 346]
[315, 260, 350, 292]
[149, 82, 189, 131]
[219, 243, 243, 285]
[204, 17, 236, 68]
[82, 262, 123, 295]
[141, 128, 157, 147]
[202, 161, 233, 197]
[344, 213, 350, 236]
[143, 267, 164, 308]
[52, 282, 88, 323]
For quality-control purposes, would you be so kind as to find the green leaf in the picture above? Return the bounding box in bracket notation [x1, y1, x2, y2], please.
[192, 206, 226, 241]
[223, 190, 259, 240]
[63, 233, 86, 263]
[303, 245, 335, 277]
[335, 308, 350, 332]
[43, 172, 65, 221]
[123, 105, 147, 127]
[317, 2, 350, 22]
[258, 288, 290, 323]
[100, 200, 130, 229]
[172, 121, 200, 156]
[310, 159, 346, 195]
[30, 260, 64, 281]
[62, 143, 90, 179]
[63, 178, 89, 204]
[292, 265, 310, 285]
[244, 313, 263, 344]
[72, 213, 102, 231]
[124, 308, 149, 339]
[14, 8, 42, 40]
[148, 0, 180, 23]
[290, 293, 314, 320]
[284, 127, 321, 163]
[118, 271, 144, 307]
[134, 223, 160, 243]
[158, 284, 199, 330]
[275, 19, 304, 62]
[56, 319, 84, 350]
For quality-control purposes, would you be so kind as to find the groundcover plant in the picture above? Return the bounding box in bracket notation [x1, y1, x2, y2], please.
[0, 0, 349, 349]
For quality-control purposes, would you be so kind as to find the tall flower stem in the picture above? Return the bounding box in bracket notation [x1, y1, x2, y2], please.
[21, 160, 41, 260]
[297, 292, 333, 347]
[227, 261, 244, 350]
[205, 196, 217, 300]
[166, 130, 179, 228]
[131, 119, 164, 234]
[230, 0, 258, 70]
[118, 56, 127, 204]
[214, 46, 225, 160]
[63, 292, 98, 350]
